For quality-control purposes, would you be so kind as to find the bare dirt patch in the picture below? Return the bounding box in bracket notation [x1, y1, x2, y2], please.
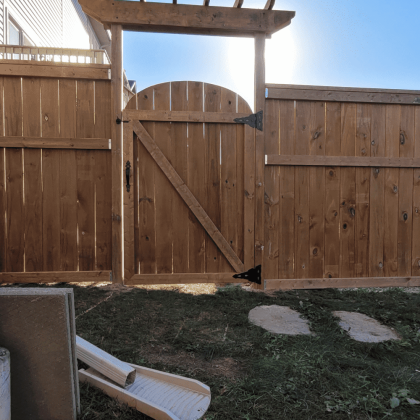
[139, 344, 244, 381]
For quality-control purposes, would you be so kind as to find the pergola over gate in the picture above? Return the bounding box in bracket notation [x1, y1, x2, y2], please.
[79, 0, 296, 286]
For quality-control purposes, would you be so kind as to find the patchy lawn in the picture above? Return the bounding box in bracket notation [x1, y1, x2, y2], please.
[9, 283, 420, 419]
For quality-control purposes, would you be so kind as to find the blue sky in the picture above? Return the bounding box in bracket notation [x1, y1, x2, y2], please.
[123, 0, 420, 110]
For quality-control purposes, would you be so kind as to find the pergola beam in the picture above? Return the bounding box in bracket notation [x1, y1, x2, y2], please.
[79, 0, 295, 38]
[265, 0, 276, 10]
[233, 0, 244, 8]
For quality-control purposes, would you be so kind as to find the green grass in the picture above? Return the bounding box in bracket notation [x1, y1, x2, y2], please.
[12, 283, 420, 419]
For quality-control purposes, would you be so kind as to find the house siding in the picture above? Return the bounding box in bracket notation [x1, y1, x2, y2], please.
[0, 0, 4, 44]
[3, 0, 101, 49]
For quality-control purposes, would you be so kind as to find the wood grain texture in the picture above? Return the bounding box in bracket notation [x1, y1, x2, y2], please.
[278, 100, 295, 278]
[324, 102, 341, 278]
[136, 87, 156, 275]
[22, 78, 42, 272]
[94, 80, 112, 271]
[153, 83, 173, 274]
[413, 107, 420, 276]
[79, 0, 295, 37]
[0, 271, 110, 284]
[264, 100, 279, 279]
[4, 77, 24, 271]
[0, 61, 110, 80]
[266, 84, 420, 105]
[265, 276, 420, 290]
[204, 83, 222, 273]
[133, 120, 244, 273]
[111, 25, 124, 283]
[126, 273, 241, 285]
[77, 81, 96, 271]
[254, 34, 265, 288]
[59, 80, 78, 272]
[0, 137, 109, 149]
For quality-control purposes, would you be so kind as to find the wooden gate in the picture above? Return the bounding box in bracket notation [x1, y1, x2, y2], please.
[122, 82, 255, 284]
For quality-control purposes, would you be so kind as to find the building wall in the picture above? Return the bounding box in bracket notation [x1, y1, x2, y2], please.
[2, 0, 101, 49]
[0, 0, 4, 44]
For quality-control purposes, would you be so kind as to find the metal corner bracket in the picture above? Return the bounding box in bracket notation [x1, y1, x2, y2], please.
[232, 265, 262, 285]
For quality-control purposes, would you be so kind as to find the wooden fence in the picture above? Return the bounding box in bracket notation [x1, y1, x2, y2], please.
[0, 61, 112, 283]
[264, 84, 420, 289]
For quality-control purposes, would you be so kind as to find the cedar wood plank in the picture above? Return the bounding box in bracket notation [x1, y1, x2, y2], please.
[220, 87, 238, 272]
[187, 82, 206, 273]
[132, 120, 244, 273]
[154, 83, 173, 274]
[369, 105, 386, 276]
[398, 106, 414, 276]
[95, 80, 112, 271]
[324, 102, 341, 278]
[294, 101, 310, 279]
[59, 79, 78, 271]
[355, 103, 371, 277]
[171, 81, 189, 273]
[413, 108, 420, 276]
[22, 77, 43, 272]
[383, 105, 400, 276]
[204, 83, 223, 273]
[279, 100, 295, 279]
[264, 99, 279, 279]
[4, 77, 24, 271]
[308, 102, 325, 278]
[76, 80, 96, 271]
[137, 86, 156, 274]
[339, 103, 356, 278]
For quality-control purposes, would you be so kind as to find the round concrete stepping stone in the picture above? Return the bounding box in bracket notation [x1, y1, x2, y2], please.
[333, 311, 401, 343]
[248, 305, 312, 335]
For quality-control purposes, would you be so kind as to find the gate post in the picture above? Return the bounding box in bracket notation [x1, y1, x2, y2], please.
[111, 24, 124, 283]
[254, 33, 266, 289]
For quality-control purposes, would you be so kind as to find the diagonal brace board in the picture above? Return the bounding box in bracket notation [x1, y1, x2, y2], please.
[132, 121, 245, 273]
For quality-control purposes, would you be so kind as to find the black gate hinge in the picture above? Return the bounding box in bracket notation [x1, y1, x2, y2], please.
[233, 265, 261, 285]
[234, 111, 263, 131]
[116, 117, 130, 124]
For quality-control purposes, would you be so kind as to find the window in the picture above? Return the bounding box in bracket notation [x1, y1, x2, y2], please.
[7, 16, 33, 46]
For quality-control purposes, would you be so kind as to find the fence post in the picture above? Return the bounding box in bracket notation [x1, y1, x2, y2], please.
[111, 24, 124, 283]
[254, 33, 266, 289]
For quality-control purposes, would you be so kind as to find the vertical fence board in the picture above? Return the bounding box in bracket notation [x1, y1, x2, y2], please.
[137, 87, 156, 274]
[76, 80, 95, 271]
[4, 77, 24, 272]
[187, 82, 206, 273]
[95, 80, 112, 271]
[236, 97, 245, 264]
[339, 104, 356, 277]
[204, 84, 222, 273]
[398, 106, 414, 276]
[264, 99, 279, 279]
[294, 101, 310, 278]
[309, 102, 325, 278]
[171, 82, 189, 273]
[0, 147, 4, 272]
[154, 83, 173, 274]
[383, 105, 400, 276]
[355, 104, 371, 277]
[324, 102, 341, 278]
[59, 80, 78, 271]
[278, 100, 295, 278]
[413, 108, 420, 276]
[369, 104, 386, 276]
[41, 79, 60, 271]
[220, 88, 238, 272]
[22, 78, 42, 272]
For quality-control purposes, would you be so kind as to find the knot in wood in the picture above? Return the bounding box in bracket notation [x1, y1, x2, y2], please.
[312, 131, 321, 140]
[393, 185, 398, 194]
[400, 131, 406, 145]
[349, 207, 355, 218]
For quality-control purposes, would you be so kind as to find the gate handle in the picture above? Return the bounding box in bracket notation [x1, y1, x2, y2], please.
[126, 161, 131, 192]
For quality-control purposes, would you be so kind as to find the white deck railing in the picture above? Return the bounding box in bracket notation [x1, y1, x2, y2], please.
[0, 45, 110, 64]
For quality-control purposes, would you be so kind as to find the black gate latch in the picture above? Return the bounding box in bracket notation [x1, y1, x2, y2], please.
[234, 111, 263, 131]
[233, 265, 261, 285]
